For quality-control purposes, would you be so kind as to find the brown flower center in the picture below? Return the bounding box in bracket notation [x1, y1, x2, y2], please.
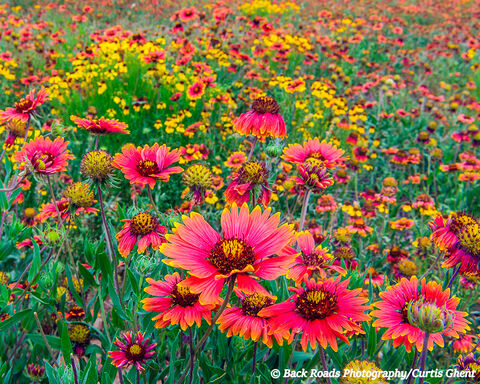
[296, 288, 337, 320]
[136, 159, 160, 177]
[15, 98, 34, 113]
[126, 343, 145, 361]
[302, 250, 329, 267]
[130, 213, 158, 236]
[333, 246, 355, 260]
[241, 293, 273, 316]
[252, 96, 280, 114]
[238, 162, 268, 184]
[171, 284, 200, 307]
[209, 238, 256, 274]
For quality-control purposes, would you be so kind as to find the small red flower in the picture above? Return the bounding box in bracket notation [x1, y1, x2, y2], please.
[142, 272, 215, 331]
[71, 116, 129, 135]
[116, 212, 167, 258]
[14, 136, 74, 175]
[108, 331, 156, 372]
[113, 143, 183, 189]
[0, 88, 48, 122]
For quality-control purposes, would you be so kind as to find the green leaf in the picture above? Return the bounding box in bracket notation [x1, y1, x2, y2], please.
[367, 323, 377, 358]
[81, 356, 99, 384]
[108, 276, 129, 321]
[127, 269, 139, 296]
[27, 334, 62, 350]
[65, 264, 84, 306]
[59, 320, 73, 360]
[28, 241, 41, 282]
[0, 309, 32, 332]
[78, 263, 97, 287]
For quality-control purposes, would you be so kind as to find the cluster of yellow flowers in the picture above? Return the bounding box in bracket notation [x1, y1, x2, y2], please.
[239, 0, 300, 15]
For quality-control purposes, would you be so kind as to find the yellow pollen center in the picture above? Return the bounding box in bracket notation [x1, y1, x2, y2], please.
[129, 344, 142, 356]
[296, 288, 337, 320]
[209, 238, 256, 275]
[130, 213, 158, 236]
[242, 293, 273, 316]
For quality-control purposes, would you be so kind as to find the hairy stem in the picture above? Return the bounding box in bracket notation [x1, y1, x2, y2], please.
[298, 189, 311, 232]
[417, 333, 430, 384]
[247, 137, 258, 162]
[177, 276, 237, 383]
[97, 185, 123, 304]
[319, 348, 332, 384]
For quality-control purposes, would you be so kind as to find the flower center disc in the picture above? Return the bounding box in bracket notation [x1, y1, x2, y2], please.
[239, 162, 266, 184]
[130, 213, 158, 236]
[15, 98, 34, 113]
[129, 344, 142, 356]
[241, 293, 273, 316]
[252, 96, 279, 114]
[209, 238, 256, 274]
[296, 288, 337, 320]
[302, 251, 328, 267]
[171, 284, 200, 307]
[32, 152, 54, 171]
[136, 159, 160, 177]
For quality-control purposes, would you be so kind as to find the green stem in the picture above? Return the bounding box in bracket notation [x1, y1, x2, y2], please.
[46, 175, 61, 221]
[298, 189, 311, 232]
[319, 348, 332, 384]
[177, 276, 237, 383]
[147, 187, 161, 217]
[417, 333, 430, 384]
[247, 137, 258, 162]
[97, 186, 123, 306]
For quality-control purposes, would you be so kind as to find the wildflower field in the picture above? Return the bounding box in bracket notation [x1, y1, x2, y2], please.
[1, 0, 480, 382]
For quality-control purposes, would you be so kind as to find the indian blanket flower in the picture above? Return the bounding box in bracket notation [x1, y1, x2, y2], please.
[258, 277, 369, 352]
[71, 115, 130, 135]
[63, 182, 95, 208]
[293, 162, 334, 193]
[390, 218, 414, 230]
[457, 353, 480, 382]
[217, 290, 290, 348]
[225, 161, 271, 207]
[14, 136, 74, 175]
[287, 231, 346, 283]
[36, 197, 97, 223]
[453, 334, 476, 354]
[233, 96, 287, 140]
[224, 151, 247, 168]
[113, 143, 183, 189]
[430, 213, 480, 273]
[80, 150, 114, 182]
[0, 88, 48, 122]
[283, 138, 347, 168]
[108, 331, 156, 372]
[116, 212, 167, 258]
[371, 276, 470, 352]
[182, 164, 213, 205]
[3, 118, 27, 147]
[142, 272, 214, 331]
[161, 204, 296, 305]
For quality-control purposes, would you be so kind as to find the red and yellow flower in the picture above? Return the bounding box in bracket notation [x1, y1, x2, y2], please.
[113, 143, 183, 189]
[258, 277, 369, 352]
[217, 290, 290, 348]
[116, 212, 167, 257]
[161, 204, 296, 304]
[142, 273, 215, 331]
[371, 276, 470, 352]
